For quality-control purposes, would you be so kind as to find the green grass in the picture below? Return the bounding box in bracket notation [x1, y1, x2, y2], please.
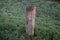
[0, 0, 60, 40]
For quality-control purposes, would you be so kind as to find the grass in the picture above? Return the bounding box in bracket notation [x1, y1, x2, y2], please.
[0, 0, 60, 40]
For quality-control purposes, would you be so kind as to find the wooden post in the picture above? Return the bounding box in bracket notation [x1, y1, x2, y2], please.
[26, 6, 36, 36]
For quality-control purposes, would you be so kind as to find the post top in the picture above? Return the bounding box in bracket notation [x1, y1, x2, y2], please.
[26, 6, 36, 11]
